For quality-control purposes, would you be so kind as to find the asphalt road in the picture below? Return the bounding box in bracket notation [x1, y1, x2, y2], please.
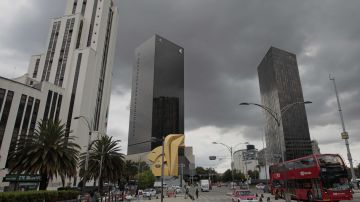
[194, 186, 360, 202]
[135, 187, 360, 202]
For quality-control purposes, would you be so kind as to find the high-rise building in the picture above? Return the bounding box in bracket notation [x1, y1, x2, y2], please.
[127, 35, 184, 155]
[0, 0, 118, 189]
[257, 47, 312, 163]
[233, 145, 259, 174]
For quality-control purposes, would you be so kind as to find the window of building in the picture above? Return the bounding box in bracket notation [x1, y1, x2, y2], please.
[19, 97, 34, 143]
[32, 58, 40, 78]
[7, 94, 27, 164]
[43, 91, 53, 120]
[0, 90, 13, 149]
[28, 99, 40, 139]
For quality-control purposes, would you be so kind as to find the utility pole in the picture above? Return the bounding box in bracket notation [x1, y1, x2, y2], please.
[329, 75, 356, 182]
[179, 164, 184, 188]
[161, 136, 165, 202]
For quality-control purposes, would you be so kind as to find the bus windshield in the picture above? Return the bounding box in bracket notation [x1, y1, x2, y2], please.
[318, 155, 343, 166]
[323, 177, 350, 191]
[239, 191, 251, 196]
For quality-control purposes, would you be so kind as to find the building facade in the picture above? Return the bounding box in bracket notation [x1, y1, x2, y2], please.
[0, 0, 118, 189]
[311, 140, 321, 154]
[233, 145, 259, 175]
[127, 35, 184, 155]
[257, 47, 312, 163]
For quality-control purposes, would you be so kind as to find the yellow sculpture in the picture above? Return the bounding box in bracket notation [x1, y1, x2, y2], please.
[147, 134, 185, 177]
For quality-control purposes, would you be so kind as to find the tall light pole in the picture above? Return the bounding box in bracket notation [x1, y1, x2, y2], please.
[178, 163, 185, 188]
[239, 101, 312, 201]
[212, 141, 249, 188]
[74, 116, 92, 188]
[329, 75, 356, 182]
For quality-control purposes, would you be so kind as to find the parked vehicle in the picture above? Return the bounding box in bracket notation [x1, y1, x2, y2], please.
[143, 188, 157, 198]
[255, 183, 265, 190]
[200, 179, 210, 192]
[171, 185, 182, 193]
[231, 189, 258, 202]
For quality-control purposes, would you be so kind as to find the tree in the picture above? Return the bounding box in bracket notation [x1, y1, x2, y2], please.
[195, 167, 207, 176]
[123, 160, 138, 181]
[136, 170, 155, 189]
[8, 119, 80, 190]
[234, 170, 245, 181]
[248, 170, 259, 179]
[79, 135, 125, 192]
[222, 169, 232, 182]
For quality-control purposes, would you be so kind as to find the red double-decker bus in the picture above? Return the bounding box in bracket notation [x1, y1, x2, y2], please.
[269, 154, 352, 201]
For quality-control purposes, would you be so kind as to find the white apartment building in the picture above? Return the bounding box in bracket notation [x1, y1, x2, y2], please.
[0, 0, 118, 190]
[233, 148, 259, 176]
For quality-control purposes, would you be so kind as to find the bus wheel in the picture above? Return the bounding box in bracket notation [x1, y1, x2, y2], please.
[307, 191, 314, 202]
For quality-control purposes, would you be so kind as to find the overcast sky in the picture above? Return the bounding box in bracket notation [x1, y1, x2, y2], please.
[0, 0, 359, 172]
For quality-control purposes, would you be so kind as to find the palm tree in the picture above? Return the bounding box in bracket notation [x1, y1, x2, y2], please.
[79, 135, 125, 192]
[8, 119, 80, 190]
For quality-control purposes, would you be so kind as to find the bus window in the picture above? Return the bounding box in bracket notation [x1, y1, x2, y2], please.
[318, 155, 343, 166]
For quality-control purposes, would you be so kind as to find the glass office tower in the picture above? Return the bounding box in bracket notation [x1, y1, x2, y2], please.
[127, 35, 184, 155]
[257, 47, 312, 163]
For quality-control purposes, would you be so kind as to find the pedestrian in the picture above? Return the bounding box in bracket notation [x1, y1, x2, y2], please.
[185, 186, 189, 199]
[195, 188, 199, 199]
[357, 181, 360, 189]
[89, 191, 97, 202]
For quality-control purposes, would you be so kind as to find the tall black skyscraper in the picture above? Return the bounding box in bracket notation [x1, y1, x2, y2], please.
[258, 47, 312, 162]
[127, 35, 184, 155]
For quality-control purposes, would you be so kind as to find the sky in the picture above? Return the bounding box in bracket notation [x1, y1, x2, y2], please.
[0, 0, 359, 172]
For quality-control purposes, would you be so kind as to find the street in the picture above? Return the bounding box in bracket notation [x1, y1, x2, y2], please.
[133, 186, 360, 202]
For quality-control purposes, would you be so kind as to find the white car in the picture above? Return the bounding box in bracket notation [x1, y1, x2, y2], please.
[171, 185, 182, 193]
[143, 188, 157, 198]
[255, 183, 265, 190]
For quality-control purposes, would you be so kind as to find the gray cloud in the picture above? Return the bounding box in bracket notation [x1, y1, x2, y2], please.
[1, 0, 360, 169]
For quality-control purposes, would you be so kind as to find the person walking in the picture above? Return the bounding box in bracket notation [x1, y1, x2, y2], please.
[195, 188, 199, 199]
[185, 186, 189, 199]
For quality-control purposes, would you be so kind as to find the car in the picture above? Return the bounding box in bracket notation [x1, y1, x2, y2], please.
[231, 189, 258, 202]
[171, 186, 182, 193]
[255, 183, 265, 190]
[143, 188, 157, 198]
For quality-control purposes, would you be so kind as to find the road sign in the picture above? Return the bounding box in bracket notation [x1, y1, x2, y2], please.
[341, 132, 349, 139]
[209, 156, 216, 160]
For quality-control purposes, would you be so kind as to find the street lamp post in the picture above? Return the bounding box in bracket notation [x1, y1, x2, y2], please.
[160, 137, 165, 202]
[212, 141, 249, 188]
[178, 163, 185, 188]
[74, 116, 92, 188]
[239, 101, 312, 201]
[329, 75, 356, 183]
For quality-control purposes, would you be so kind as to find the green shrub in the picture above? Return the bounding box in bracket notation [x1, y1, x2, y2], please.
[0, 190, 80, 202]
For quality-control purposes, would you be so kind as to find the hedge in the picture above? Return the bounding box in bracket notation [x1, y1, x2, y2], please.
[0, 190, 80, 202]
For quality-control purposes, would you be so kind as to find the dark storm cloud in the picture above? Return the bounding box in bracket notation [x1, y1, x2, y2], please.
[1, 0, 359, 146]
[113, 0, 360, 141]
[1, 0, 65, 54]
